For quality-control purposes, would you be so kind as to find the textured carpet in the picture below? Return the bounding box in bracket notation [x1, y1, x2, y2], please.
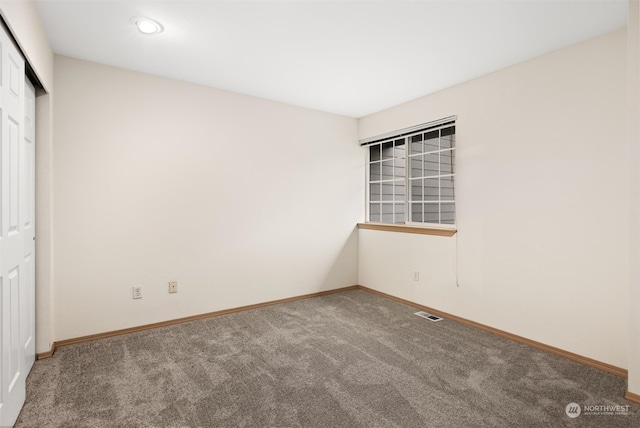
[15, 289, 640, 427]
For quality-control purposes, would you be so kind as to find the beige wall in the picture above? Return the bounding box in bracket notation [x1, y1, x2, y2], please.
[359, 29, 629, 368]
[53, 56, 362, 340]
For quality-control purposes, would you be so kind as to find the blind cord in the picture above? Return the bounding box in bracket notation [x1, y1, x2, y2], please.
[455, 227, 460, 287]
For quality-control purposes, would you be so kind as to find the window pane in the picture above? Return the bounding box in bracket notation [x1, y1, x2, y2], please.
[410, 134, 423, 155]
[441, 126, 455, 149]
[381, 203, 393, 223]
[369, 203, 381, 222]
[441, 203, 455, 224]
[381, 160, 394, 180]
[410, 156, 422, 177]
[370, 144, 381, 162]
[382, 141, 394, 159]
[411, 203, 423, 222]
[394, 203, 405, 224]
[441, 150, 454, 174]
[369, 183, 381, 202]
[394, 139, 406, 158]
[424, 130, 439, 152]
[410, 178, 422, 201]
[424, 203, 439, 223]
[441, 176, 454, 201]
[381, 183, 393, 201]
[424, 178, 439, 201]
[394, 158, 406, 178]
[394, 180, 405, 201]
[369, 162, 381, 182]
[424, 153, 439, 177]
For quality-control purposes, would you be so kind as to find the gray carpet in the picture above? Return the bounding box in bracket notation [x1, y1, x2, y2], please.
[15, 289, 640, 427]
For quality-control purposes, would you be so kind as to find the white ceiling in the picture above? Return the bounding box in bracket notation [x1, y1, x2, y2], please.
[34, 0, 627, 118]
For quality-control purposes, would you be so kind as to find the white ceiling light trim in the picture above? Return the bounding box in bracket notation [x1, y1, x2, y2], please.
[130, 17, 163, 35]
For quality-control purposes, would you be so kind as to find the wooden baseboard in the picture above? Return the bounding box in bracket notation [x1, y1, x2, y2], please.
[358, 285, 628, 378]
[36, 344, 56, 360]
[51, 285, 359, 350]
[33, 284, 630, 383]
[625, 390, 640, 404]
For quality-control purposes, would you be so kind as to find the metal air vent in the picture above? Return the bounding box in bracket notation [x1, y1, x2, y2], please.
[414, 311, 443, 322]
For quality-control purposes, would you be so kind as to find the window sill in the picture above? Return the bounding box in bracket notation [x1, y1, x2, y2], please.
[357, 223, 457, 237]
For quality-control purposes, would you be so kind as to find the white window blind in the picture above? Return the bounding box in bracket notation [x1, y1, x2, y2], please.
[362, 117, 456, 225]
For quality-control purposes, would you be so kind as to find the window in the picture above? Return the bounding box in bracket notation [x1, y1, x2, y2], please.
[364, 117, 456, 225]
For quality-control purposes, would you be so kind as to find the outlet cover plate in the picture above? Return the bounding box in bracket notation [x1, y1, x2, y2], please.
[169, 280, 177, 294]
[133, 286, 142, 299]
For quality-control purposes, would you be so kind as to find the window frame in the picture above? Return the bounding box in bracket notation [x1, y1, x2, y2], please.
[364, 117, 456, 228]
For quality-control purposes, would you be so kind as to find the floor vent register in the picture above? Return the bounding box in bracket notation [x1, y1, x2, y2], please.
[414, 311, 444, 322]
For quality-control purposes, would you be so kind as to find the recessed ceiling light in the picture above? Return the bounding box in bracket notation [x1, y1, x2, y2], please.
[131, 17, 163, 35]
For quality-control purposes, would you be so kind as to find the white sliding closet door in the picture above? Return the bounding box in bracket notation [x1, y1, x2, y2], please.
[0, 22, 36, 427]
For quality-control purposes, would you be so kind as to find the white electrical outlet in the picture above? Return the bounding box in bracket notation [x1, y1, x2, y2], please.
[132, 286, 142, 299]
[169, 280, 177, 294]
[413, 270, 420, 282]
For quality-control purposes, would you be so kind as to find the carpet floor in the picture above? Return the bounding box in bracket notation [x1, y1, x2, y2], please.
[15, 289, 640, 427]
